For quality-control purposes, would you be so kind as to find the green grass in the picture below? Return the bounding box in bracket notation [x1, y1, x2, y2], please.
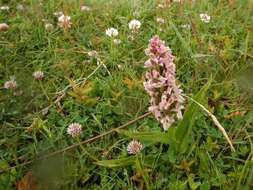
[1, 0, 253, 189]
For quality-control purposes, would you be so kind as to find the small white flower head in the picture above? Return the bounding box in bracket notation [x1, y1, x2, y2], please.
[200, 13, 211, 23]
[4, 79, 17, 89]
[58, 14, 72, 28]
[67, 123, 82, 137]
[88, 50, 98, 58]
[0, 23, 9, 32]
[117, 64, 122, 69]
[33, 71, 44, 80]
[127, 140, 142, 154]
[156, 17, 165, 24]
[128, 19, 141, 31]
[45, 23, 53, 31]
[53, 11, 63, 17]
[17, 4, 24, 10]
[105, 27, 118, 38]
[157, 3, 165, 9]
[81, 5, 91, 11]
[181, 24, 191, 29]
[113, 39, 121, 45]
[0, 6, 9, 11]
[173, 0, 182, 2]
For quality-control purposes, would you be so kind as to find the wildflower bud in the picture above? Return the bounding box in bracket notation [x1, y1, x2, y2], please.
[0, 23, 9, 32]
[33, 71, 44, 80]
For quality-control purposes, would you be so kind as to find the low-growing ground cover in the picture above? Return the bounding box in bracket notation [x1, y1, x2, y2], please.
[0, 0, 253, 189]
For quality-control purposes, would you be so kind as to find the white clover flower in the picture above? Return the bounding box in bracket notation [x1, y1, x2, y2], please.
[105, 27, 118, 37]
[58, 14, 72, 28]
[156, 17, 165, 24]
[128, 19, 141, 31]
[181, 24, 191, 29]
[45, 23, 54, 31]
[17, 4, 24, 10]
[200, 13, 211, 23]
[0, 6, 9, 11]
[113, 39, 121, 45]
[117, 64, 122, 69]
[81, 6, 91, 11]
[88, 50, 98, 58]
[127, 140, 142, 154]
[33, 71, 44, 80]
[0, 23, 9, 31]
[4, 79, 17, 89]
[53, 11, 63, 16]
[157, 4, 165, 9]
[67, 123, 82, 137]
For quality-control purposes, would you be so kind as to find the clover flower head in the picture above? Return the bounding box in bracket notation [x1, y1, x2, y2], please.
[45, 23, 53, 31]
[0, 23, 9, 31]
[144, 35, 185, 130]
[67, 123, 82, 137]
[156, 17, 165, 24]
[88, 50, 98, 58]
[4, 79, 17, 89]
[53, 11, 63, 16]
[105, 27, 118, 37]
[181, 24, 191, 29]
[113, 39, 121, 45]
[157, 4, 165, 9]
[81, 6, 91, 11]
[58, 14, 72, 28]
[33, 71, 44, 80]
[200, 13, 211, 23]
[0, 6, 9, 11]
[127, 140, 142, 154]
[128, 19, 141, 31]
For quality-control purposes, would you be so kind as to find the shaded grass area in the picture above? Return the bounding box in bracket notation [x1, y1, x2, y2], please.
[0, 0, 253, 189]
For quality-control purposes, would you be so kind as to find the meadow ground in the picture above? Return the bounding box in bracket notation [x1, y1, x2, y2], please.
[0, 0, 253, 189]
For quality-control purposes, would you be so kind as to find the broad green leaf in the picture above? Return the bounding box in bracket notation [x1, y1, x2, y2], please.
[117, 129, 169, 144]
[175, 77, 212, 153]
[94, 157, 135, 168]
